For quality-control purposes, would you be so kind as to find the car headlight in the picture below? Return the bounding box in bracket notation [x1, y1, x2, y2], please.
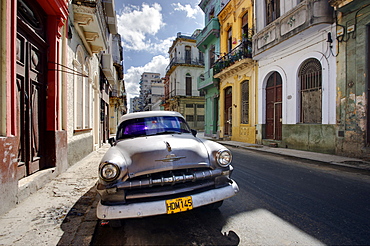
[216, 149, 232, 167]
[100, 162, 120, 182]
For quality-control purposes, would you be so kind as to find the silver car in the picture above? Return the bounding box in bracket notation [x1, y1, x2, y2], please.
[96, 111, 239, 221]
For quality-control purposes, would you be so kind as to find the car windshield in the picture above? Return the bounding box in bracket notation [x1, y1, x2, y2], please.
[116, 116, 192, 140]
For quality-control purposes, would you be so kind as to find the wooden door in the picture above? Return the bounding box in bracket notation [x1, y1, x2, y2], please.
[16, 0, 47, 178]
[265, 72, 282, 140]
[224, 87, 232, 136]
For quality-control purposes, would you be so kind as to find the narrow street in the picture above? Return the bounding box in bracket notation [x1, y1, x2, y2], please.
[91, 146, 370, 245]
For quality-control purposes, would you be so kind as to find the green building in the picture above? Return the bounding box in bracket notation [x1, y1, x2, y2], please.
[196, 0, 222, 138]
[330, 0, 370, 158]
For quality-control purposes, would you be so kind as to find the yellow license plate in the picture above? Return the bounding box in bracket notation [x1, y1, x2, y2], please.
[166, 196, 193, 214]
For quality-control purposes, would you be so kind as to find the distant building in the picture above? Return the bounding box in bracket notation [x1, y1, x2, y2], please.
[139, 72, 162, 111]
[164, 31, 205, 130]
[131, 97, 141, 113]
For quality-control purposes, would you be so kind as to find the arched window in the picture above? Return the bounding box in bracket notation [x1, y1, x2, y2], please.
[84, 60, 91, 129]
[75, 48, 84, 130]
[299, 58, 322, 123]
[74, 46, 91, 130]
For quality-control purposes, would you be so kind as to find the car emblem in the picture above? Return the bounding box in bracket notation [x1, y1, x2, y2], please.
[155, 141, 185, 162]
[155, 154, 186, 162]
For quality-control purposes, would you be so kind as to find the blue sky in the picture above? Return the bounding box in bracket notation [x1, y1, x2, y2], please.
[114, 0, 205, 105]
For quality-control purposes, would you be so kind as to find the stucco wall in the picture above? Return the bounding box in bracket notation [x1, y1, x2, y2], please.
[255, 23, 337, 152]
[0, 136, 18, 215]
[282, 124, 336, 154]
[66, 6, 100, 164]
[67, 135, 94, 166]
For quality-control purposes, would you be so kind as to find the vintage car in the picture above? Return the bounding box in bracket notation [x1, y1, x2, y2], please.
[96, 111, 239, 221]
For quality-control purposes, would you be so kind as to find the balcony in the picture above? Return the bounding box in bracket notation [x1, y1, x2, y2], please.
[253, 0, 333, 59]
[196, 18, 220, 53]
[73, 0, 106, 55]
[213, 40, 252, 77]
[198, 68, 217, 90]
[165, 57, 204, 74]
[101, 53, 116, 83]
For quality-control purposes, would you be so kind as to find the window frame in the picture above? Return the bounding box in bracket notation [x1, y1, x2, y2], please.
[299, 58, 322, 124]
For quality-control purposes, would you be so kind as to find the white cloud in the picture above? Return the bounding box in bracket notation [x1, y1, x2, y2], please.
[171, 3, 202, 19]
[124, 55, 169, 107]
[117, 3, 166, 51]
[152, 36, 176, 54]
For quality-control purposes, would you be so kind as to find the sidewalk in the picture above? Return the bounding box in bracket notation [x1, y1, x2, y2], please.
[1, 136, 369, 246]
[198, 132, 370, 171]
[0, 144, 110, 246]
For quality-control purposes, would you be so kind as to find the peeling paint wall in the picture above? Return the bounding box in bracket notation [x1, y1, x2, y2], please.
[0, 136, 19, 215]
[335, 1, 370, 158]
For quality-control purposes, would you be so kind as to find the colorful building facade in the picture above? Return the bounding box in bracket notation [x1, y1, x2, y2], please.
[197, 0, 222, 138]
[164, 31, 206, 130]
[0, 0, 68, 215]
[214, 0, 258, 143]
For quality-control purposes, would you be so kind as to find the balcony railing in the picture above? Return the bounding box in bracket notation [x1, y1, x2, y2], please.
[166, 57, 204, 73]
[213, 40, 252, 74]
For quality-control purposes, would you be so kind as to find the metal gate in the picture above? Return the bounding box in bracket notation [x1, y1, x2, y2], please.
[16, 0, 47, 178]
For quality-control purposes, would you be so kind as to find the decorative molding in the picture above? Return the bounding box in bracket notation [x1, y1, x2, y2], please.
[90, 45, 104, 53]
[74, 13, 93, 25]
[84, 32, 99, 42]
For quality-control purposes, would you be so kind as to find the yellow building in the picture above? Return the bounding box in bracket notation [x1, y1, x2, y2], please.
[214, 0, 257, 143]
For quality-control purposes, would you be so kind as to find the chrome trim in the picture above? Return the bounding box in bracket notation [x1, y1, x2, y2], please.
[97, 180, 239, 219]
[116, 169, 223, 189]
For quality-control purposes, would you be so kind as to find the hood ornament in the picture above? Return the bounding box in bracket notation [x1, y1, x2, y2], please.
[156, 141, 185, 162]
[165, 141, 172, 152]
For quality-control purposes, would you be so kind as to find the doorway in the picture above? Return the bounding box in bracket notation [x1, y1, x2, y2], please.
[265, 72, 282, 140]
[224, 87, 232, 136]
[16, 0, 48, 178]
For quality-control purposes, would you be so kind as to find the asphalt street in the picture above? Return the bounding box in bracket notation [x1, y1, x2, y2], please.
[91, 146, 370, 245]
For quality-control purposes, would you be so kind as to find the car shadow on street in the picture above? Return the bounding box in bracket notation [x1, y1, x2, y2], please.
[91, 201, 241, 246]
[57, 184, 99, 246]
[56, 183, 240, 246]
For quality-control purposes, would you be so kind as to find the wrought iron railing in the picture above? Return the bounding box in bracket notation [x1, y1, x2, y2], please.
[166, 57, 204, 73]
[213, 40, 252, 74]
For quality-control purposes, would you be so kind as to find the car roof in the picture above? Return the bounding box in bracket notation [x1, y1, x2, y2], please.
[119, 111, 185, 123]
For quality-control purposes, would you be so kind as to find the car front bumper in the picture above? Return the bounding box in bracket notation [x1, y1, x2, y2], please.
[96, 179, 239, 220]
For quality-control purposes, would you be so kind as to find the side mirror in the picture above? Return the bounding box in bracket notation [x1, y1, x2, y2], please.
[108, 137, 116, 146]
[191, 129, 197, 137]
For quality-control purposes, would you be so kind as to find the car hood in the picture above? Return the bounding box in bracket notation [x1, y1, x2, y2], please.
[113, 134, 210, 178]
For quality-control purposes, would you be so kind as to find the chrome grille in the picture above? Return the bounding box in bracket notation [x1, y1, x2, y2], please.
[117, 168, 222, 190]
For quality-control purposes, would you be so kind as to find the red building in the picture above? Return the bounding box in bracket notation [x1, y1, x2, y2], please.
[0, 0, 68, 215]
